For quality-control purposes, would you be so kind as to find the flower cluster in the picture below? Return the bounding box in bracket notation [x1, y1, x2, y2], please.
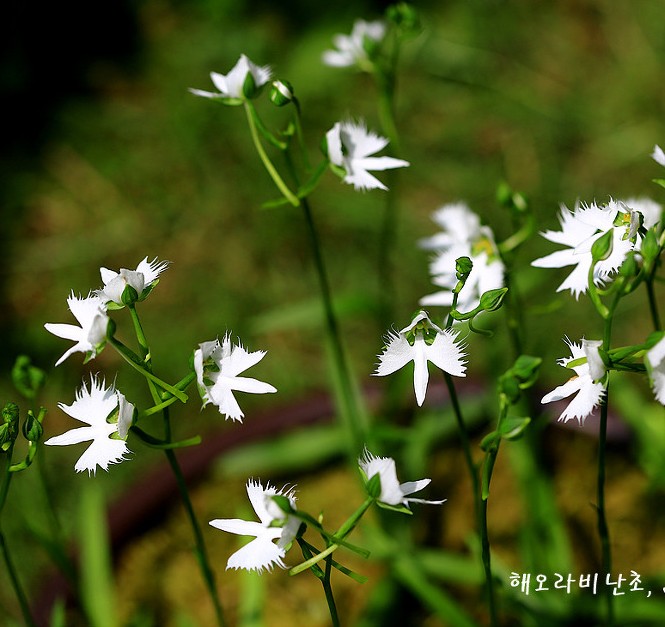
[419, 203, 505, 312]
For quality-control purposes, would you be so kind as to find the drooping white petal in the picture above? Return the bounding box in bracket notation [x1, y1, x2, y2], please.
[646, 336, 665, 405]
[45, 293, 109, 366]
[652, 145, 665, 167]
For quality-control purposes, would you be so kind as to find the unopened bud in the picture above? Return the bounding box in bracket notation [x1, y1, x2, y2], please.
[22, 410, 44, 442]
[270, 80, 294, 107]
[591, 229, 613, 262]
[480, 287, 508, 312]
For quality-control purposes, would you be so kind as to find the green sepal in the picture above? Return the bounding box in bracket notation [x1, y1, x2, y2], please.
[480, 430, 500, 452]
[498, 372, 520, 403]
[499, 416, 531, 441]
[375, 500, 413, 515]
[11, 355, 46, 400]
[511, 355, 542, 389]
[242, 71, 257, 99]
[591, 229, 613, 262]
[641, 229, 660, 267]
[272, 494, 295, 515]
[120, 283, 139, 306]
[139, 279, 159, 302]
[652, 178, 665, 190]
[366, 472, 382, 499]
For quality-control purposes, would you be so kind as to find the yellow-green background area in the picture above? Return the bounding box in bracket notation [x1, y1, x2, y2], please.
[2, 0, 665, 625]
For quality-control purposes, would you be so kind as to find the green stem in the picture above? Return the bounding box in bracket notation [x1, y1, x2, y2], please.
[443, 373, 496, 622]
[290, 497, 374, 576]
[164, 446, 226, 626]
[0, 451, 36, 626]
[646, 278, 661, 331]
[244, 101, 299, 206]
[301, 196, 367, 452]
[107, 336, 187, 403]
[322, 556, 340, 627]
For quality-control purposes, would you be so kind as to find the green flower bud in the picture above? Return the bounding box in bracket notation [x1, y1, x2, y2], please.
[22, 410, 44, 442]
[480, 287, 508, 312]
[3, 402, 19, 425]
[270, 80, 294, 107]
[500, 416, 531, 440]
[499, 373, 521, 404]
[386, 3, 421, 36]
[641, 229, 660, 268]
[12, 355, 46, 400]
[511, 355, 542, 389]
[591, 229, 614, 262]
[455, 256, 473, 281]
[618, 253, 639, 279]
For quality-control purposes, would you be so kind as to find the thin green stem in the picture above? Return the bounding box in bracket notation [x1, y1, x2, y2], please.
[646, 278, 661, 331]
[164, 446, 226, 626]
[0, 451, 36, 626]
[443, 373, 496, 622]
[322, 556, 340, 627]
[244, 101, 299, 206]
[301, 196, 367, 452]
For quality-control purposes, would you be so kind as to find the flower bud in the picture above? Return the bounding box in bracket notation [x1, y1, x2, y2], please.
[22, 410, 44, 442]
[641, 229, 660, 268]
[480, 287, 508, 312]
[455, 256, 473, 281]
[0, 402, 19, 451]
[11, 355, 46, 401]
[386, 3, 421, 36]
[270, 79, 294, 107]
[591, 229, 614, 262]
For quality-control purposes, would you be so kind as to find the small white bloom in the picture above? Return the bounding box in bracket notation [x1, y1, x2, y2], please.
[44, 376, 132, 475]
[652, 144, 665, 167]
[44, 293, 109, 366]
[189, 54, 272, 100]
[646, 336, 665, 405]
[98, 256, 169, 306]
[326, 121, 409, 191]
[322, 19, 386, 68]
[581, 339, 605, 382]
[541, 339, 607, 424]
[418, 203, 505, 312]
[210, 480, 300, 573]
[532, 200, 634, 298]
[194, 334, 277, 421]
[374, 311, 466, 406]
[359, 448, 445, 507]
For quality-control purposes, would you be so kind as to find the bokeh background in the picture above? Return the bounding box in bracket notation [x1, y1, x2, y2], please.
[2, 0, 665, 624]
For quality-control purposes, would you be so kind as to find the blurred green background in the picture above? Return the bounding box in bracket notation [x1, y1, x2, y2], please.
[2, 0, 665, 624]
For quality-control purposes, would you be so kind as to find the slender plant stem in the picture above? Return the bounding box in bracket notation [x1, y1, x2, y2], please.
[0, 451, 36, 626]
[322, 556, 340, 627]
[164, 445, 226, 626]
[646, 279, 661, 331]
[244, 101, 299, 206]
[301, 196, 367, 452]
[597, 380, 613, 627]
[443, 373, 496, 623]
[127, 307, 226, 626]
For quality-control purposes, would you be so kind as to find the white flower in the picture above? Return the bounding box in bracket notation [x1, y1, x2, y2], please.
[532, 200, 635, 298]
[98, 256, 169, 306]
[374, 311, 466, 406]
[44, 376, 132, 475]
[326, 121, 409, 191]
[189, 54, 272, 100]
[322, 19, 386, 69]
[646, 335, 665, 405]
[418, 203, 505, 312]
[194, 334, 277, 421]
[44, 293, 109, 366]
[359, 448, 445, 507]
[652, 144, 665, 167]
[209, 480, 300, 573]
[541, 339, 607, 424]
